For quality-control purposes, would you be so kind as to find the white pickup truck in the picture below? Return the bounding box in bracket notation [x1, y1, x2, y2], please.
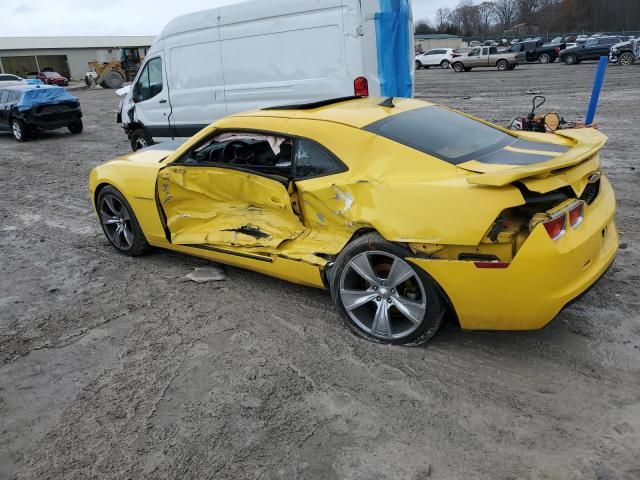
[451, 46, 524, 72]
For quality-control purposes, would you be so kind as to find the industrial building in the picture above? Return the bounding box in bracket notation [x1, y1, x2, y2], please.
[415, 34, 463, 52]
[0, 36, 154, 81]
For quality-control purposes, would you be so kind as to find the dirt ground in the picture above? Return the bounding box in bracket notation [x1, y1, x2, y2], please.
[1, 62, 639, 480]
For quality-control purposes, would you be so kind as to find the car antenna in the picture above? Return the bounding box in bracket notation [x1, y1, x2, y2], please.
[379, 97, 395, 108]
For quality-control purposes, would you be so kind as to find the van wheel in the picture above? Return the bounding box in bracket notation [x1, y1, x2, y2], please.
[497, 59, 509, 71]
[452, 62, 464, 72]
[130, 129, 152, 151]
[538, 53, 551, 64]
[330, 233, 445, 346]
[564, 54, 577, 65]
[11, 119, 28, 142]
[68, 120, 83, 134]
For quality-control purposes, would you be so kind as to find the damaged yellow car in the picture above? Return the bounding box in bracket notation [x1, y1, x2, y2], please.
[90, 96, 618, 345]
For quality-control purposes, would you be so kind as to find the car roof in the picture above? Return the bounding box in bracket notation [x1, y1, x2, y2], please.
[235, 96, 434, 128]
[1, 84, 60, 91]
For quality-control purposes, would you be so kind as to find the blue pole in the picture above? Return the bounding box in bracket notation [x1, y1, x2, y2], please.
[585, 56, 609, 126]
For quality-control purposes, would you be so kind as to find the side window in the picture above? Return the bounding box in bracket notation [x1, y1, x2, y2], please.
[469, 48, 480, 57]
[0, 90, 8, 103]
[134, 57, 163, 102]
[482, 47, 489, 55]
[177, 131, 294, 180]
[295, 139, 346, 179]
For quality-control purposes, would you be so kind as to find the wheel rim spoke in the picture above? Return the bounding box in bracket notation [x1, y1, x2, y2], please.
[100, 211, 120, 225]
[386, 258, 414, 288]
[341, 289, 378, 311]
[371, 301, 392, 337]
[121, 225, 133, 247]
[391, 296, 426, 325]
[113, 225, 123, 248]
[349, 253, 380, 286]
[104, 196, 120, 216]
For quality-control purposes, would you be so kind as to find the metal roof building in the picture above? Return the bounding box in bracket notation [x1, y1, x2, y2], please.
[0, 36, 154, 81]
[415, 34, 463, 52]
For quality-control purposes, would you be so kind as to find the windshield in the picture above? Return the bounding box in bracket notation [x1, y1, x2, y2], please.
[364, 106, 515, 164]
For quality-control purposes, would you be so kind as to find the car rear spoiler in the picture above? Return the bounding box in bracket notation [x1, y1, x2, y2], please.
[464, 128, 607, 187]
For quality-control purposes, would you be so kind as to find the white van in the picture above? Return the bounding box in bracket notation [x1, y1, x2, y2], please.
[118, 0, 414, 150]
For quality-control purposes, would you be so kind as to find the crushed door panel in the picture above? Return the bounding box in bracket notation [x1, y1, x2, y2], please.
[158, 166, 305, 248]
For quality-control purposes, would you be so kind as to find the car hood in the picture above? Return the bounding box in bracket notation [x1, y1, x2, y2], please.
[115, 140, 186, 164]
[456, 128, 606, 190]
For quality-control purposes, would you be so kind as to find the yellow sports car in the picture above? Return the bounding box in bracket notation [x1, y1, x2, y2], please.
[90, 96, 618, 345]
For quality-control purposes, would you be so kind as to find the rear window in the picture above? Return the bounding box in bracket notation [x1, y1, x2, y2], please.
[363, 106, 514, 165]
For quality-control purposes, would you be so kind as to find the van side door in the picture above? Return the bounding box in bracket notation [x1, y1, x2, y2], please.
[128, 54, 172, 141]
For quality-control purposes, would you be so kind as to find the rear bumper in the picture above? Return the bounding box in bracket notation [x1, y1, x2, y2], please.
[410, 176, 618, 330]
[21, 110, 82, 129]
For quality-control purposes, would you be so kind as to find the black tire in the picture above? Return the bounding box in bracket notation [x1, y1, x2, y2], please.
[564, 54, 577, 65]
[130, 128, 153, 151]
[453, 62, 464, 73]
[415, 60, 422, 70]
[102, 71, 124, 89]
[538, 53, 551, 64]
[11, 119, 28, 142]
[96, 186, 150, 256]
[330, 233, 445, 346]
[619, 52, 635, 66]
[497, 59, 509, 71]
[441, 60, 450, 69]
[68, 120, 83, 134]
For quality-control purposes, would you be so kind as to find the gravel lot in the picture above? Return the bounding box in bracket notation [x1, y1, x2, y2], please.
[1, 62, 639, 480]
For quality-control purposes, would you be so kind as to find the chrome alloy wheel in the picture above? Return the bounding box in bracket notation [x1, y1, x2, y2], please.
[99, 194, 134, 250]
[339, 251, 427, 340]
[12, 121, 22, 140]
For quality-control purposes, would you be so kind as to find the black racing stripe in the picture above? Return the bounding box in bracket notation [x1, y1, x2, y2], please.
[477, 148, 555, 165]
[512, 138, 570, 153]
[184, 244, 273, 263]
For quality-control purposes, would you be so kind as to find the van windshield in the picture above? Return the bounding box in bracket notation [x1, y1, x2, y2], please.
[363, 106, 515, 164]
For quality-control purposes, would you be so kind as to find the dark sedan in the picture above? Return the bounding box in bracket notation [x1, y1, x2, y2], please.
[560, 36, 623, 64]
[0, 85, 82, 141]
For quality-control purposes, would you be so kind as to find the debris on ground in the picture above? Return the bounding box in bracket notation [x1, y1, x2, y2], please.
[184, 266, 228, 283]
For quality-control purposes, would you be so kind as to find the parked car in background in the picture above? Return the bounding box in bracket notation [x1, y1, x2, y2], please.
[610, 38, 639, 66]
[469, 40, 483, 47]
[560, 36, 624, 64]
[0, 84, 82, 141]
[0, 74, 24, 82]
[37, 71, 69, 86]
[576, 35, 589, 44]
[451, 46, 523, 72]
[508, 39, 564, 63]
[415, 48, 454, 69]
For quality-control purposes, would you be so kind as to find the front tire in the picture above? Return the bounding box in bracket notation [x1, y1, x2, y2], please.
[415, 60, 422, 70]
[96, 186, 150, 256]
[619, 52, 635, 66]
[68, 120, 83, 134]
[330, 233, 445, 346]
[453, 62, 464, 73]
[11, 119, 28, 142]
[130, 128, 152, 151]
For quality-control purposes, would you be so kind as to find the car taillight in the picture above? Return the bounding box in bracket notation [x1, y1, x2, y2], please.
[543, 214, 567, 240]
[474, 261, 510, 269]
[354, 77, 368, 96]
[569, 201, 584, 228]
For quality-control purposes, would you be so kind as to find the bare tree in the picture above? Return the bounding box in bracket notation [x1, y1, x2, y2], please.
[493, 0, 518, 30]
[435, 7, 452, 31]
[517, 0, 541, 22]
[478, 2, 496, 33]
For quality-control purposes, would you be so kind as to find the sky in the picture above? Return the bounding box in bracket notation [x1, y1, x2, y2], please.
[0, 0, 451, 36]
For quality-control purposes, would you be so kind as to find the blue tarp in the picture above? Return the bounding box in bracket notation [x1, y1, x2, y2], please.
[375, 0, 413, 98]
[16, 86, 78, 112]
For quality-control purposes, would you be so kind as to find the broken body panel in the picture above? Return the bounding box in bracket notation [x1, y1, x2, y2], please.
[90, 97, 618, 330]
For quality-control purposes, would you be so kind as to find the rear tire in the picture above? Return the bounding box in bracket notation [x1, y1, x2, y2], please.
[102, 71, 124, 89]
[330, 233, 445, 346]
[564, 54, 577, 65]
[68, 120, 83, 134]
[130, 128, 152, 151]
[441, 60, 450, 69]
[11, 119, 28, 142]
[497, 59, 509, 71]
[539, 53, 551, 64]
[96, 186, 150, 256]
